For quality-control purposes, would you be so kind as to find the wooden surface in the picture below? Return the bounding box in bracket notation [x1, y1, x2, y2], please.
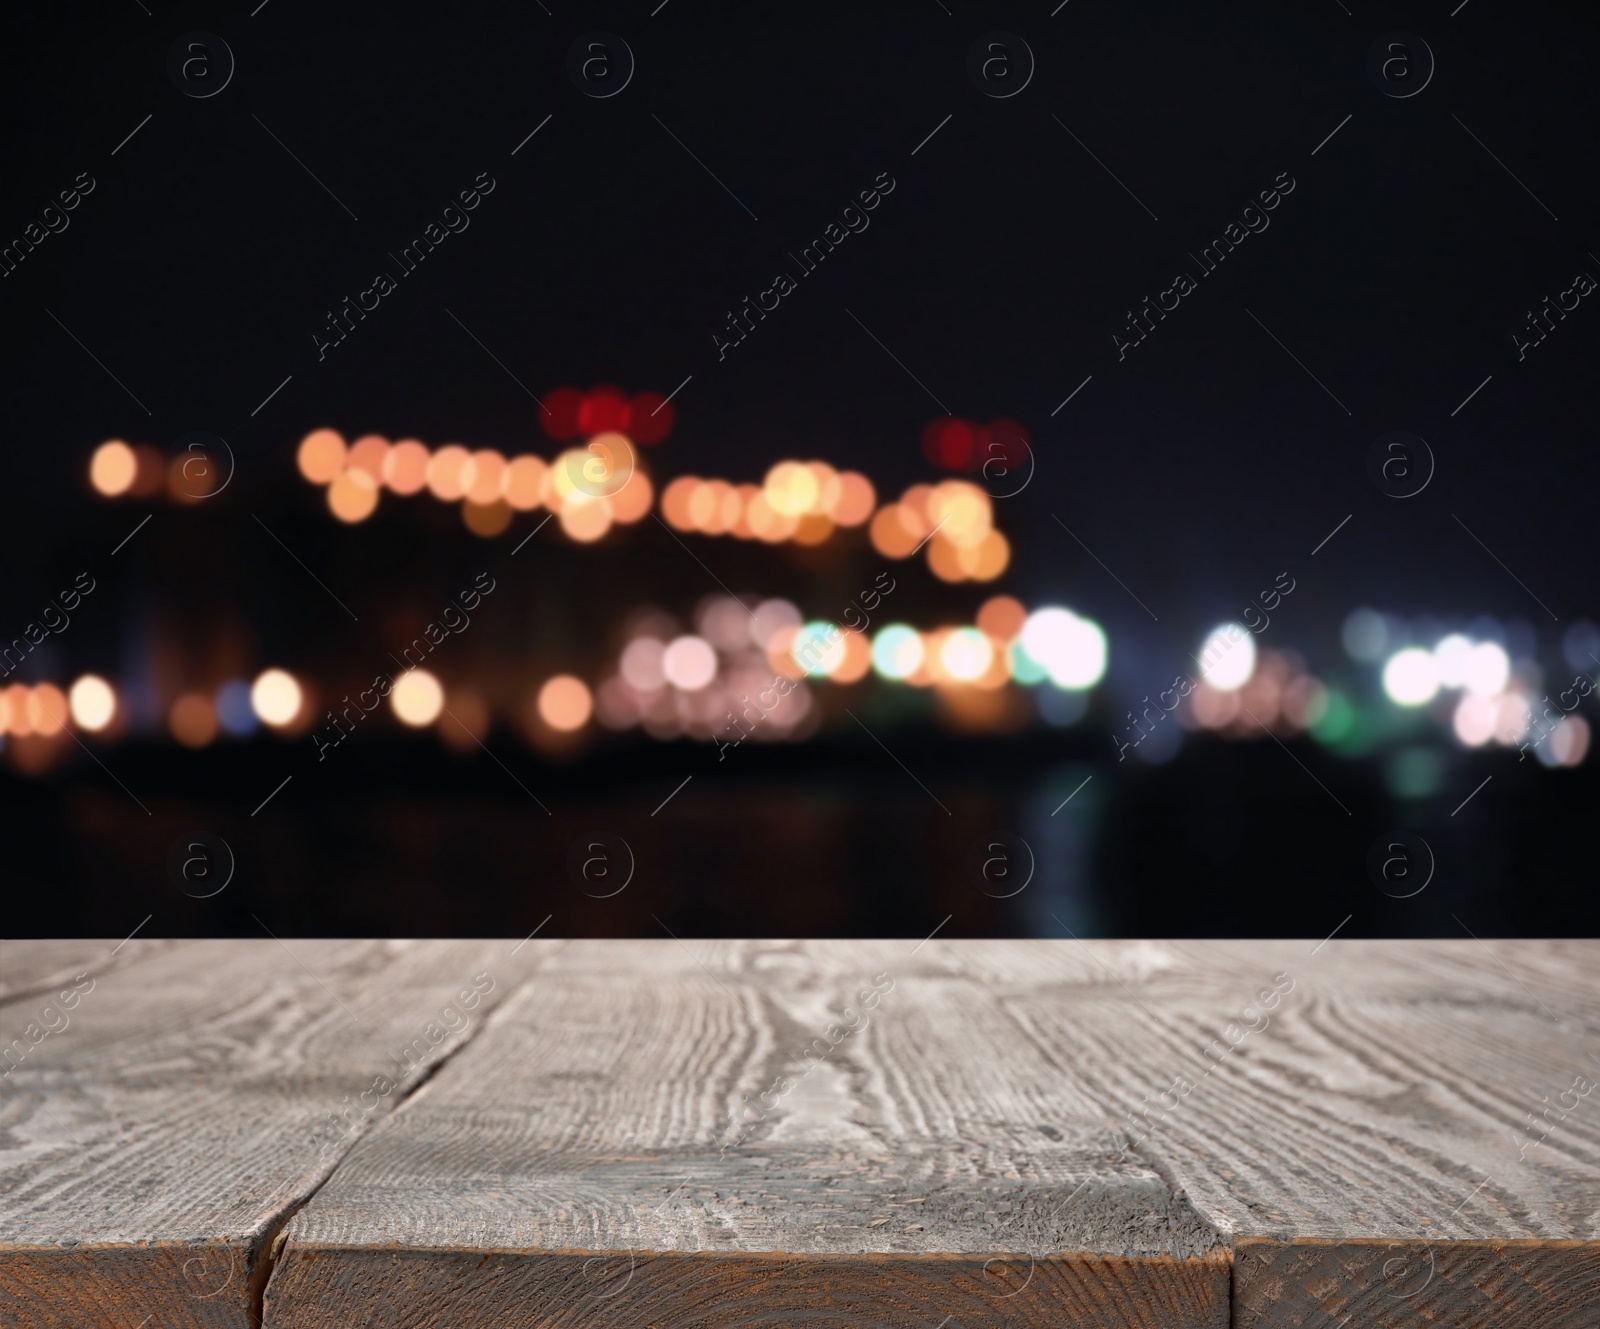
[1, 940, 1596, 1328]
[0, 938, 547, 1328]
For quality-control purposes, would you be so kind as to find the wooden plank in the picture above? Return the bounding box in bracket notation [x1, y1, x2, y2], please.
[0, 936, 182, 1005]
[996, 939, 1600, 1328]
[0, 937, 560, 1329]
[266, 939, 1230, 1329]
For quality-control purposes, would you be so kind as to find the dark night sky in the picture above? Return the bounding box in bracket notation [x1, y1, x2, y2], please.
[2, 1, 1597, 933]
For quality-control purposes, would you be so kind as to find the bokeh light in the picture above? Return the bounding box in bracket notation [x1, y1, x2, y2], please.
[426, 445, 474, 501]
[1198, 624, 1254, 692]
[89, 441, 137, 496]
[68, 675, 115, 731]
[1023, 608, 1109, 690]
[871, 625, 924, 680]
[940, 627, 994, 682]
[538, 675, 593, 731]
[170, 693, 219, 748]
[1382, 648, 1440, 706]
[297, 429, 346, 484]
[216, 679, 257, 736]
[793, 621, 846, 677]
[251, 668, 303, 727]
[327, 469, 379, 523]
[663, 635, 717, 691]
[1463, 641, 1510, 697]
[392, 669, 445, 727]
[384, 439, 431, 495]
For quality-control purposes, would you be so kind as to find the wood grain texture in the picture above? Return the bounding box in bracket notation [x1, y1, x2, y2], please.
[8, 939, 1599, 1328]
[0, 937, 559, 1329]
[266, 939, 1229, 1329]
[993, 939, 1600, 1327]
[0, 936, 182, 1004]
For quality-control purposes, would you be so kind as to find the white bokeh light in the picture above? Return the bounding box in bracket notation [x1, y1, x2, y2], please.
[1463, 641, 1510, 697]
[1198, 624, 1254, 692]
[68, 675, 116, 731]
[1383, 648, 1440, 706]
[663, 635, 717, 691]
[1020, 607, 1107, 690]
[1433, 634, 1473, 688]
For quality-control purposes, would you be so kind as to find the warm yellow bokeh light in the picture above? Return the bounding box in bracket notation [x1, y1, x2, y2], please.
[297, 429, 347, 484]
[90, 440, 137, 496]
[538, 675, 593, 731]
[69, 675, 116, 731]
[327, 469, 379, 523]
[929, 480, 992, 547]
[764, 461, 820, 517]
[251, 669, 303, 727]
[391, 669, 444, 726]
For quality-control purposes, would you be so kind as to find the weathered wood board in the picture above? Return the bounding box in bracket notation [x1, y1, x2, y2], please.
[4, 939, 1596, 1328]
[265, 940, 1230, 1329]
[0, 937, 558, 1329]
[0, 936, 181, 1005]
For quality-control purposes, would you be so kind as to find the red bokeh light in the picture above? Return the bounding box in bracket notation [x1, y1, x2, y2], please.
[978, 417, 1031, 474]
[922, 416, 1032, 473]
[542, 386, 678, 445]
[629, 393, 674, 444]
[578, 386, 629, 435]
[922, 419, 977, 471]
[541, 387, 584, 440]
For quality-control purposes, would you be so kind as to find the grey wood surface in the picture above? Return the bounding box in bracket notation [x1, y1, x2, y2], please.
[0, 937, 554, 1329]
[0, 936, 180, 1005]
[2, 939, 1596, 1329]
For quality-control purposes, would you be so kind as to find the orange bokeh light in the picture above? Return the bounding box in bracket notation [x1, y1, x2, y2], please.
[426, 445, 474, 501]
[833, 472, 876, 526]
[560, 495, 614, 542]
[792, 513, 834, 546]
[976, 594, 1027, 640]
[29, 684, 70, 736]
[661, 476, 700, 531]
[347, 434, 390, 482]
[868, 504, 924, 559]
[90, 440, 137, 496]
[610, 470, 654, 523]
[956, 528, 1010, 581]
[328, 469, 379, 523]
[503, 455, 548, 511]
[170, 692, 219, 747]
[466, 449, 506, 505]
[927, 534, 966, 582]
[462, 500, 513, 538]
[832, 630, 872, 683]
[384, 439, 431, 495]
[297, 429, 346, 484]
[538, 675, 593, 731]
